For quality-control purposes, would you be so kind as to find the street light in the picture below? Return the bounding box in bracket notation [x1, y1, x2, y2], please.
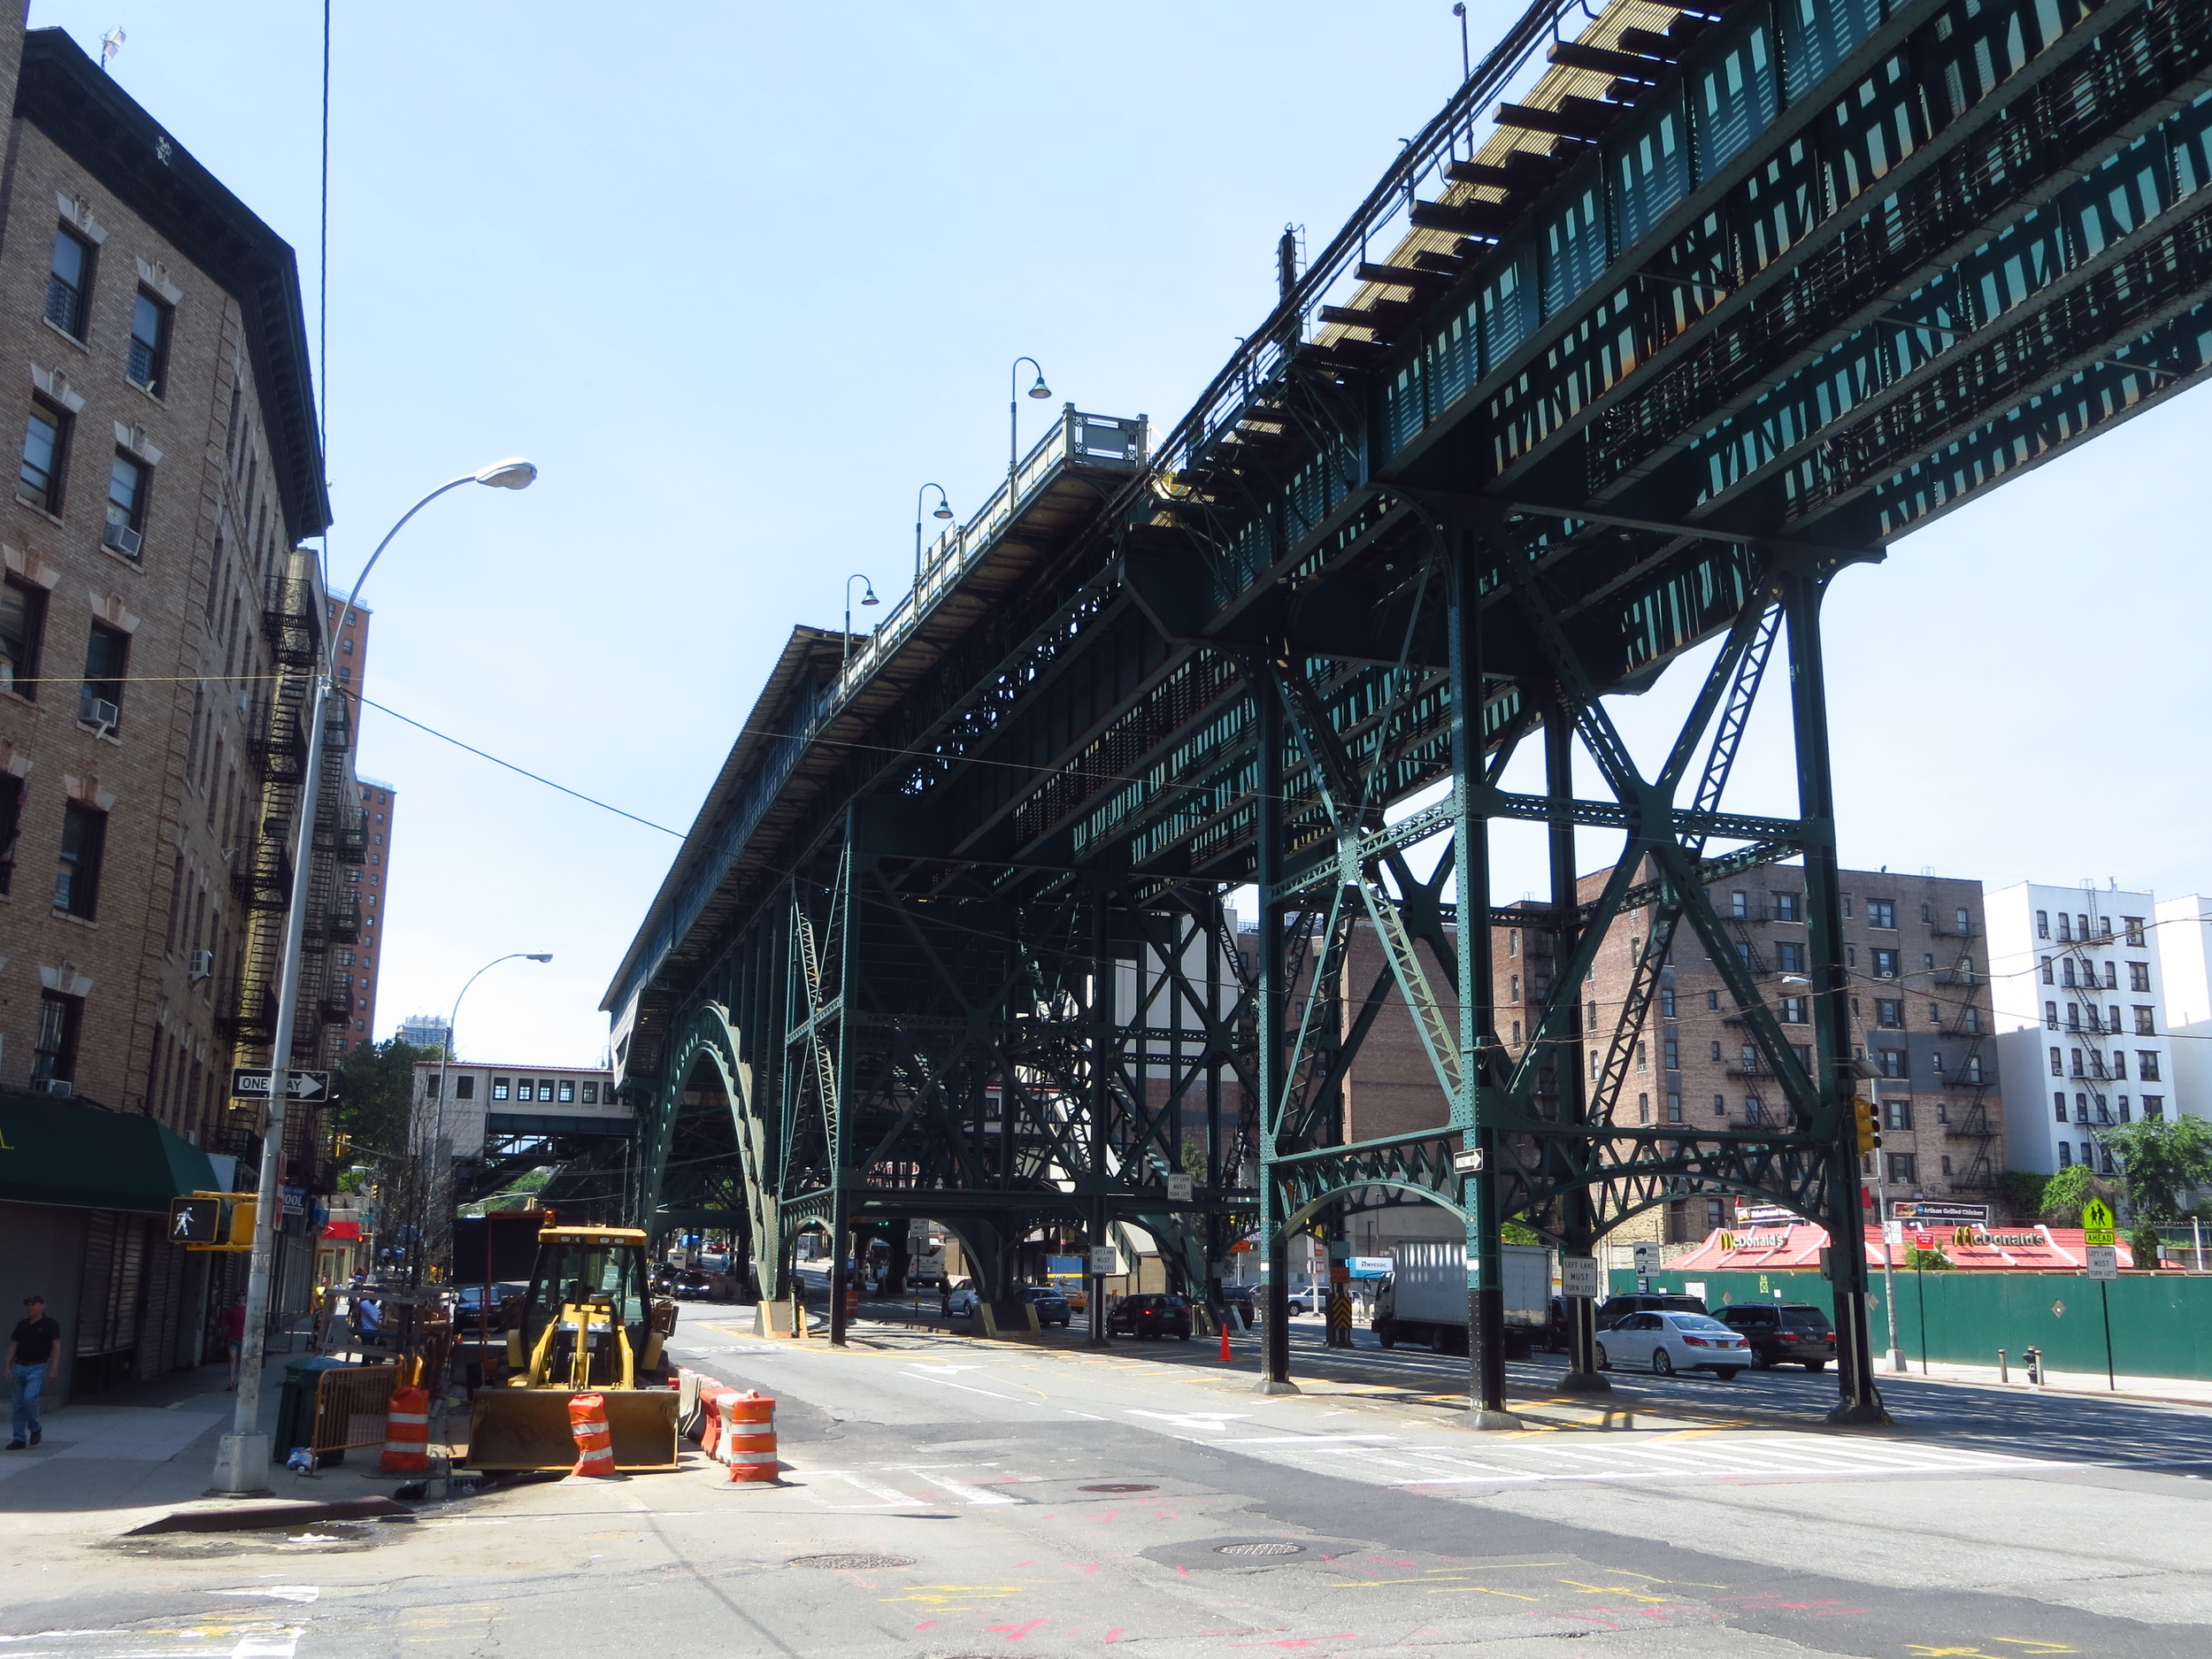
[843, 572, 879, 672]
[432, 951, 556, 1172]
[1009, 356, 1050, 520]
[914, 483, 953, 580]
[211, 457, 537, 1498]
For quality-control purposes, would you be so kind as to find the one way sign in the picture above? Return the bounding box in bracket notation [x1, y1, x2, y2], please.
[230, 1068, 330, 1102]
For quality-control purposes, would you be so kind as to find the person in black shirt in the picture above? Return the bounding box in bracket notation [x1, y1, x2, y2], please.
[7, 1294, 61, 1449]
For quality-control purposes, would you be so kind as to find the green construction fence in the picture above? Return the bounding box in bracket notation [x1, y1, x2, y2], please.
[1609, 1267, 2212, 1380]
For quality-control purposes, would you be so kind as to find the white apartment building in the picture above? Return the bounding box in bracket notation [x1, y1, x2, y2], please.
[2154, 894, 2212, 1115]
[1989, 882, 2185, 1177]
[407, 1060, 625, 1159]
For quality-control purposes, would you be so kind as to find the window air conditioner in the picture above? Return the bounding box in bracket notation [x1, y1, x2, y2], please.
[102, 519, 142, 557]
[188, 949, 214, 982]
[81, 695, 118, 730]
[44, 1078, 73, 1098]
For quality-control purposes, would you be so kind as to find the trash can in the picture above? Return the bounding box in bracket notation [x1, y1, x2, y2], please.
[274, 1356, 352, 1465]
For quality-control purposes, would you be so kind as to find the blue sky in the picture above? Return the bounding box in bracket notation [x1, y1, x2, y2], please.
[34, 3, 2212, 1064]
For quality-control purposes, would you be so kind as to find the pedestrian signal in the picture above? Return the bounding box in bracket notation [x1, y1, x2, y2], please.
[166, 1196, 220, 1243]
[1855, 1097, 1882, 1156]
[227, 1197, 257, 1246]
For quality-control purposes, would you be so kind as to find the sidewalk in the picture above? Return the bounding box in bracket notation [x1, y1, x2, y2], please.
[0, 1357, 415, 1543]
[1874, 1353, 2212, 1408]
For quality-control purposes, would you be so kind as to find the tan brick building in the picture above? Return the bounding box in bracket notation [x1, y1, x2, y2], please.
[0, 18, 347, 1386]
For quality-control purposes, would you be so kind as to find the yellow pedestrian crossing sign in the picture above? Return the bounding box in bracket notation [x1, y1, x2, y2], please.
[2081, 1198, 2116, 1247]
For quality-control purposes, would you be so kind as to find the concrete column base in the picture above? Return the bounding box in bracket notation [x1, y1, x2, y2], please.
[207, 1432, 273, 1498]
[1824, 1401, 1891, 1426]
[1254, 1378, 1301, 1395]
[1456, 1409, 1526, 1431]
[1555, 1370, 1611, 1393]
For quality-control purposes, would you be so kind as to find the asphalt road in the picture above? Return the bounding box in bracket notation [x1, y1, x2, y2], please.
[4, 1306, 2208, 1659]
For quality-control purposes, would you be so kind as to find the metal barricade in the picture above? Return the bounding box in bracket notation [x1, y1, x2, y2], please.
[312, 1363, 400, 1455]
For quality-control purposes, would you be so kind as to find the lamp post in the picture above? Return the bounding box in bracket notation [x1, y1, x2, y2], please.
[1453, 3, 1470, 81]
[1008, 357, 1050, 521]
[914, 483, 953, 580]
[211, 457, 537, 1497]
[843, 572, 879, 673]
[426, 952, 551, 1283]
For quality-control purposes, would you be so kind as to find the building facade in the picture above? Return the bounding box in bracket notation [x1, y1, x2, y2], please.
[1991, 882, 2192, 1176]
[2154, 893, 2212, 1120]
[335, 773, 395, 1052]
[397, 1012, 450, 1051]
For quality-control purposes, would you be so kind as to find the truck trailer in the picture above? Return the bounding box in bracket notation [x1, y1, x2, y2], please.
[1372, 1239, 1551, 1357]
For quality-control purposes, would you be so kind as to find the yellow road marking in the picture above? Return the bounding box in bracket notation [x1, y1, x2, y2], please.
[1428, 1586, 1540, 1600]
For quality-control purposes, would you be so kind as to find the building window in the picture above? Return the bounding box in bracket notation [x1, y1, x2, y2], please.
[1875, 999, 1902, 1028]
[2113, 1050, 2128, 1080]
[1930, 1050, 1946, 1077]
[127, 290, 174, 396]
[1731, 890, 1748, 918]
[1867, 900, 1896, 929]
[2094, 1096, 2111, 1125]
[1713, 1093, 1726, 1116]
[539, 1080, 556, 1102]
[1778, 996, 1807, 1024]
[557, 1079, 575, 1103]
[104, 451, 147, 556]
[0, 574, 46, 698]
[2075, 1094, 2089, 1124]
[491, 1077, 510, 1101]
[1870, 949, 1898, 979]
[2044, 1001, 2058, 1029]
[2070, 1048, 2085, 1077]
[1955, 907, 1970, 933]
[2039, 957, 2053, 985]
[2036, 910, 2050, 939]
[2139, 1051, 2162, 1081]
[1663, 1036, 1679, 1070]
[1710, 1040, 1723, 1063]
[1637, 1093, 1650, 1124]
[2062, 959, 2078, 989]
[1920, 902, 1933, 924]
[53, 799, 105, 918]
[19, 401, 69, 513]
[29, 989, 81, 1084]
[2048, 1046, 2062, 1076]
[2130, 961, 2151, 992]
[1743, 1095, 1764, 1125]
[1885, 1100, 1913, 1131]
[1660, 988, 1675, 1018]
[1773, 891, 1801, 922]
[1507, 928, 1518, 956]
[2057, 914, 2072, 941]
[0, 773, 20, 895]
[44, 226, 92, 337]
[582, 1082, 598, 1104]
[1847, 946, 1857, 968]
[2144, 1095, 2164, 1120]
[2053, 1091, 2066, 1122]
[1843, 896, 1854, 918]
[2067, 1003, 2080, 1032]
[456, 1075, 475, 1100]
[1962, 1007, 1980, 1033]
[1886, 1152, 1917, 1184]
[2124, 916, 2146, 947]
[1773, 941, 1804, 973]
[2134, 1007, 2156, 1036]
[1878, 1048, 1906, 1079]
[81, 621, 127, 726]
[1706, 989, 1720, 1010]
[1736, 941, 1755, 968]
[1963, 1055, 1983, 1084]
[2057, 1141, 2071, 1167]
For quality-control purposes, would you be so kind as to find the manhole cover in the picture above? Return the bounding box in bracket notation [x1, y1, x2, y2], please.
[787, 1553, 916, 1571]
[1079, 1483, 1158, 1494]
[1216, 1541, 1303, 1557]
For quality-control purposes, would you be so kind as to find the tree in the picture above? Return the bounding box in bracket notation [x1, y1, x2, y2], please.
[1998, 1169, 2047, 1222]
[333, 1038, 439, 1158]
[2095, 1116, 2212, 1223]
[2036, 1163, 2117, 1225]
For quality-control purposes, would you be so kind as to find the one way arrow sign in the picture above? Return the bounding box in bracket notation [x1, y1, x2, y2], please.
[230, 1068, 330, 1102]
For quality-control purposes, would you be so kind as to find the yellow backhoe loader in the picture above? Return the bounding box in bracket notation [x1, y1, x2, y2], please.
[465, 1224, 683, 1472]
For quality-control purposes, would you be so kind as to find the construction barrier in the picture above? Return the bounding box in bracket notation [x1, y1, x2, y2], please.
[845, 1284, 859, 1319]
[718, 1390, 779, 1483]
[315, 1363, 399, 1459]
[379, 1384, 431, 1473]
[568, 1392, 617, 1478]
[697, 1384, 741, 1459]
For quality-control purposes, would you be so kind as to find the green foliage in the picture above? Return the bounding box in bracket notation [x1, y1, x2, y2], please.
[333, 1038, 439, 1157]
[2094, 1116, 2212, 1223]
[2036, 1163, 2114, 1224]
[1998, 1169, 2047, 1221]
[2129, 1222, 2165, 1268]
[1501, 1218, 1541, 1247]
[1179, 1139, 1209, 1181]
[1902, 1246, 1953, 1271]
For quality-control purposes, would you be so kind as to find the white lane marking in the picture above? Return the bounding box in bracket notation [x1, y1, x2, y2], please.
[801, 1469, 929, 1506]
[228, 1630, 305, 1658]
[1125, 1410, 1249, 1432]
[1217, 1433, 1400, 1446]
[897, 1369, 1022, 1402]
[895, 1468, 1018, 1506]
[211, 1588, 319, 1604]
[1062, 1409, 1107, 1420]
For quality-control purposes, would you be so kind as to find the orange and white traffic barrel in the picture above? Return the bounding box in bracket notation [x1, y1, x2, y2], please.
[697, 1384, 739, 1459]
[380, 1385, 431, 1473]
[568, 1392, 617, 1478]
[719, 1390, 779, 1483]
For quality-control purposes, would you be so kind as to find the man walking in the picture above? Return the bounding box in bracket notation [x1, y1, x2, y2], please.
[6, 1294, 61, 1449]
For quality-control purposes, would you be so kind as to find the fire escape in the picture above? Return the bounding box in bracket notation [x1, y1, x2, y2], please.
[1931, 908, 1996, 1193]
[2052, 903, 2131, 1175]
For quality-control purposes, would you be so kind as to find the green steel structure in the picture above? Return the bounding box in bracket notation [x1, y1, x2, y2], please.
[604, 0, 2212, 1424]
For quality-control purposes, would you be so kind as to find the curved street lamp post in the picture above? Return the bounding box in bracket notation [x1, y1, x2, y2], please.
[914, 483, 953, 580]
[212, 458, 538, 1496]
[843, 572, 879, 672]
[1009, 357, 1050, 521]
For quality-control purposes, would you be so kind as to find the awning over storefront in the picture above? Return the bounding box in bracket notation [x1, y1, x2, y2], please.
[1666, 1222, 2136, 1271]
[321, 1219, 363, 1240]
[0, 1091, 219, 1214]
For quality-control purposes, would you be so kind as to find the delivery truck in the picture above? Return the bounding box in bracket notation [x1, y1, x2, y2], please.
[1371, 1239, 1550, 1357]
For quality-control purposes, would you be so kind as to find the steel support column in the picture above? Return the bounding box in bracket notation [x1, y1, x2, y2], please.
[1548, 699, 1607, 1394]
[1255, 663, 1298, 1394]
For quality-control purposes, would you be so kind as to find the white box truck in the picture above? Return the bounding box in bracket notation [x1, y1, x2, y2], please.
[1372, 1239, 1550, 1356]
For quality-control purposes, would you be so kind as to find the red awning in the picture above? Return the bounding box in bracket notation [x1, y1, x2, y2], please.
[1663, 1222, 2136, 1272]
[320, 1220, 363, 1240]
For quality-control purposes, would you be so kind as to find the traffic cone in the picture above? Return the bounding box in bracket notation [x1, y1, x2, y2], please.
[1219, 1319, 1233, 1362]
[568, 1392, 618, 1478]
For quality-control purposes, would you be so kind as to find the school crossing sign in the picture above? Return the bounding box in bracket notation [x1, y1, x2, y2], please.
[2081, 1199, 2117, 1248]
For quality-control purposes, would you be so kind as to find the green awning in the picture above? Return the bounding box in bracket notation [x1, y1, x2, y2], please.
[0, 1091, 219, 1213]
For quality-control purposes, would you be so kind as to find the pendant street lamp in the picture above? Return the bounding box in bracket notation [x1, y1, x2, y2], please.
[844, 572, 879, 673]
[211, 457, 538, 1498]
[915, 483, 954, 580]
[1009, 357, 1050, 523]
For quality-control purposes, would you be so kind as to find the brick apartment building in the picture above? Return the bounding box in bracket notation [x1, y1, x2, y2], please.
[0, 19, 357, 1386]
[333, 772, 396, 1052]
[1304, 862, 2004, 1256]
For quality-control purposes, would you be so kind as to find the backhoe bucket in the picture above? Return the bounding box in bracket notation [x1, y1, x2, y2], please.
[465, 1387, 681, 1472]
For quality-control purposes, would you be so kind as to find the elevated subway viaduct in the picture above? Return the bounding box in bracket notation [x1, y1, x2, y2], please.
[603, 0, 2212, 1421]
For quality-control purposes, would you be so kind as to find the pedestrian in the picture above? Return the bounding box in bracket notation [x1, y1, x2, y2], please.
[6, 1294, 62, 1449]
[221, 1295, 249, 1388]
[352, 1290, 380, 1347]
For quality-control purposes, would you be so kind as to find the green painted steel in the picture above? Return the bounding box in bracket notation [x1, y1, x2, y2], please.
[1610, 1268, 2212, 1382]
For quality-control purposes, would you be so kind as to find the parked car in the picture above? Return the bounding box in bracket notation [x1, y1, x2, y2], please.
[1594, 1310, 1750, 1379]
[1593, 1293, 1708, 1330]
[1056, 1283, 1089, 1312]
[1019, 1286, 1073, 1327]
[453, 1282, 529, 1333]
[1717, 1302, 1835, 1371]
[941, 1279, 981, 1317]
[1106, 1294, 1192, 1340]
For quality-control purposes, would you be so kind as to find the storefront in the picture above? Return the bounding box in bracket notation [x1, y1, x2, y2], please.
[0, 1091, 219, 1396]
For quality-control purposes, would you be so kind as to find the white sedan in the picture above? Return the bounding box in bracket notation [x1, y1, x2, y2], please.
[1595, 1310, 1752, 1379]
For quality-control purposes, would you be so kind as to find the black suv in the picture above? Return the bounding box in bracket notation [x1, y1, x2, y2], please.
[1717, 1302, 1835, 1370]
[1594, 1293, 1708, 1331]
[1106, 1294, 1192, 1340]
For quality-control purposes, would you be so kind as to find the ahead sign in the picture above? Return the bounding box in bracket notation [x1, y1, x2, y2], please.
[230, 1068, 330, 1102]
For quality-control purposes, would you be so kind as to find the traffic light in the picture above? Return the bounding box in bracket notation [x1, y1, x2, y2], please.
[227, 1197, 258, 1247]
[1855, 1096, 1882, 1156]
[166, 1196, 220, 1244]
